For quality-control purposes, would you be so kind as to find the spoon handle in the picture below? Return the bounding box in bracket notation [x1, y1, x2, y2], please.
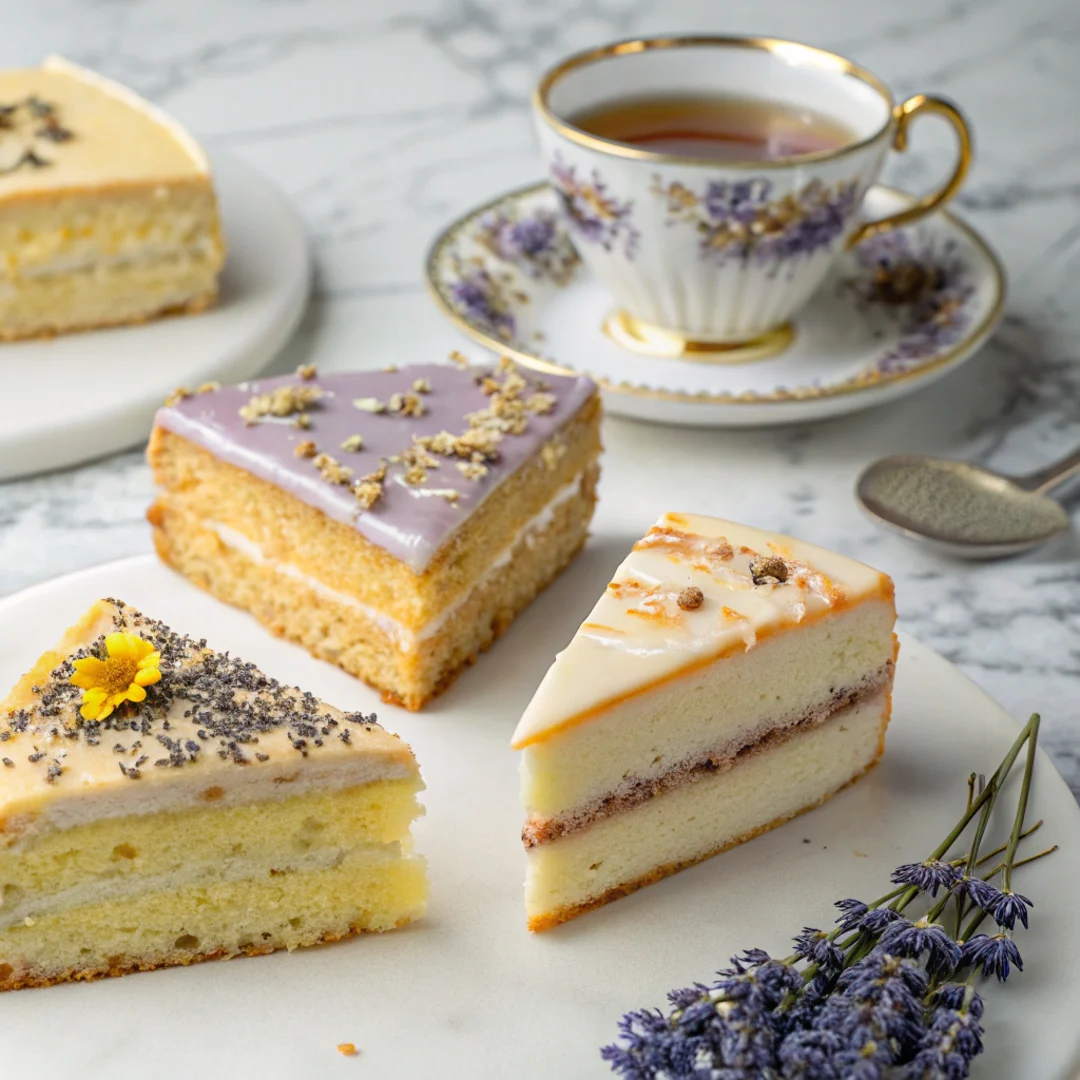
[1017, 445, 1080, 496]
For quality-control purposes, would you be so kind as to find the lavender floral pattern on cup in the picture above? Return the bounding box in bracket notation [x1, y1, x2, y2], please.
[846, 232, 973, 373]
[651, 176, 860, 272]
[475, 205, 580, 286]
[549, 154, 640, 259]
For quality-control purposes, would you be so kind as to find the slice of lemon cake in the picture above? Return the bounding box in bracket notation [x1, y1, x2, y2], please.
[513, 514, 897, 931]
[0, 56, 225, 340]
[147, 359, 601, 710]
[0, 599, 426, 991]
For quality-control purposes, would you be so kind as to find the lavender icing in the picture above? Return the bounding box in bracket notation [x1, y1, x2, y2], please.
[154, 362, 597, 573]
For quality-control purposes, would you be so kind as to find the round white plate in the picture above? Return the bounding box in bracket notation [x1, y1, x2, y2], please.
[0, 553, 1076, 1079]
[426, 183, 1005, 427]
[0, 152, 311, 481]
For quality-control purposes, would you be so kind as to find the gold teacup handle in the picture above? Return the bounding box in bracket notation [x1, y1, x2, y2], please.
[848, 94, 972, 248]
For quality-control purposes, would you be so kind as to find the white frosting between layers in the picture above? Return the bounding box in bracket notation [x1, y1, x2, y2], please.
[17, 237, 219, 279]
[206, 471, 586, 651]
[7, 742, 414, 843]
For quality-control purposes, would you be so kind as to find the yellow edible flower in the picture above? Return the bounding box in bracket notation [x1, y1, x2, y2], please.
[70, 633, 162, 722]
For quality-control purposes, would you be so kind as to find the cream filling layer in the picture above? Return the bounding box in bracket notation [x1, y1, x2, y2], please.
[206, 471, 586, 652]
[0, 843, 409, 931]
[8, 237, 219, 281]
[524, 690, 888, 922]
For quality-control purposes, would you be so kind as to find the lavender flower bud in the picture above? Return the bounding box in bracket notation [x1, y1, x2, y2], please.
[877, 919, 962, 978]
[890, 860, 962, 897]
[859, 906, 903, 936]
[959, 934, 1023, 983]
[833, 898, 869, 932]
[954, 876, 1002, 912]
[990, 890, 1032, 931]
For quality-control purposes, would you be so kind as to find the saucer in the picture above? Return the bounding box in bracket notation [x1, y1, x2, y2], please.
[425, 182, 1005, 427]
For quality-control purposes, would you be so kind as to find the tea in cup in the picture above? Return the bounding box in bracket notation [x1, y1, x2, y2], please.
[533, 36, 971, 360]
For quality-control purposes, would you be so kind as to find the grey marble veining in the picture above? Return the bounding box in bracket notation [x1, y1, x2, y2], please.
[1, 0, 1079, 794]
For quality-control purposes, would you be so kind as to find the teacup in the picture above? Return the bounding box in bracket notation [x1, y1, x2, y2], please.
[532, 36, 972, 361]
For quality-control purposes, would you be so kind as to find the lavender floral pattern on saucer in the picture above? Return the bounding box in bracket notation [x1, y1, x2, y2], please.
[845, 232, 974, 374]
[427, 181, 1002, 422]
[447, 259, 519, 342]
[651, 176, 860, 272]
[549, 154, 640, 259]
[474, 205, 579, 286]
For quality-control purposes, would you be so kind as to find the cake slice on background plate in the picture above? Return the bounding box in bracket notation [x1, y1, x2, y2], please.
[0, 599, 426, 991]
[513, 513, 898, 931]
[0, 56, 225, 340]
[147, 359, 601, 710]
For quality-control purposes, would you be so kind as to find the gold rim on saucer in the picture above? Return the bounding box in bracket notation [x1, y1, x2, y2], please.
[534, 35, 896, 171]
[424, 181, 1006, 408]
[602, 310, 795, 364]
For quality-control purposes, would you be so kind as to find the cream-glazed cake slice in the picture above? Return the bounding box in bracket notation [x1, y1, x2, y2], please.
[512, 513, 897, 931]
[0, 599, 426, 991]
[0, 56, 225, 340]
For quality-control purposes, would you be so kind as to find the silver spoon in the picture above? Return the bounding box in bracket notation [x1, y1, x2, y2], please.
[856, 447, 1080, 558]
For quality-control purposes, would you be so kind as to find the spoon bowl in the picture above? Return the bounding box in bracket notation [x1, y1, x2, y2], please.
[857, 454, 1071, 559]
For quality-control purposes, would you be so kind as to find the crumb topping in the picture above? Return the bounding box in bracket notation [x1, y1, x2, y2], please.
[312, 452, 354, 486]
[353, 462, 387, 509]
[388, 392, 426, 418]
[296, 363, 317, 380]
[340, 434, 364, 453]
[456, 458, 489, 481]
[240, 385, 322, 426]
[165, 382, 218, 407]
[677, 586, 704, 611]
[750, 555, 789, 585]
[353, 397, 387, 414]
[0, 601, 381, 786]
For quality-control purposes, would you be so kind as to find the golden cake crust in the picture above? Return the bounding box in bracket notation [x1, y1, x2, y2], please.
[0, 288, 216, 342]
[0, 919, 415, 992]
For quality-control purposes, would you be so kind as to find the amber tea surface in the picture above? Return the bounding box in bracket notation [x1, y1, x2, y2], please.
[569, 93, 857, 161]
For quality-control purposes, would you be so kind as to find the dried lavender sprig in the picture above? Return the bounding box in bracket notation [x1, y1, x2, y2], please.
[929, 714, 1038, 862]
[889, 714, 1040, 916]
[994, 714, 1041, 934]
[942, 776, 997, 936]
[602, 712, 1051, 1078]
[792, 819, 1050, 991]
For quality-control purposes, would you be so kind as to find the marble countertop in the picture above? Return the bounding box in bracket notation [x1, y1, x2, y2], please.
[1, 0, 1079, 792]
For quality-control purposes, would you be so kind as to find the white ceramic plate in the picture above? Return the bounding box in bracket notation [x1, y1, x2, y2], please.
[0, 554, 1076, 1080]
[0, 152, 310, 481]
[426, 183, 1005, 427]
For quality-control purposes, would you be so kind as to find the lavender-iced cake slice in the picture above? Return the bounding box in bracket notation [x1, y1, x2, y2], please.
[147, 359, 601, 710]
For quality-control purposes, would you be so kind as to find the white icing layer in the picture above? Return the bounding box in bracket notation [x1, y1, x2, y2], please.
[512, 513, 894, 749]
[207, 471, 586, 651]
